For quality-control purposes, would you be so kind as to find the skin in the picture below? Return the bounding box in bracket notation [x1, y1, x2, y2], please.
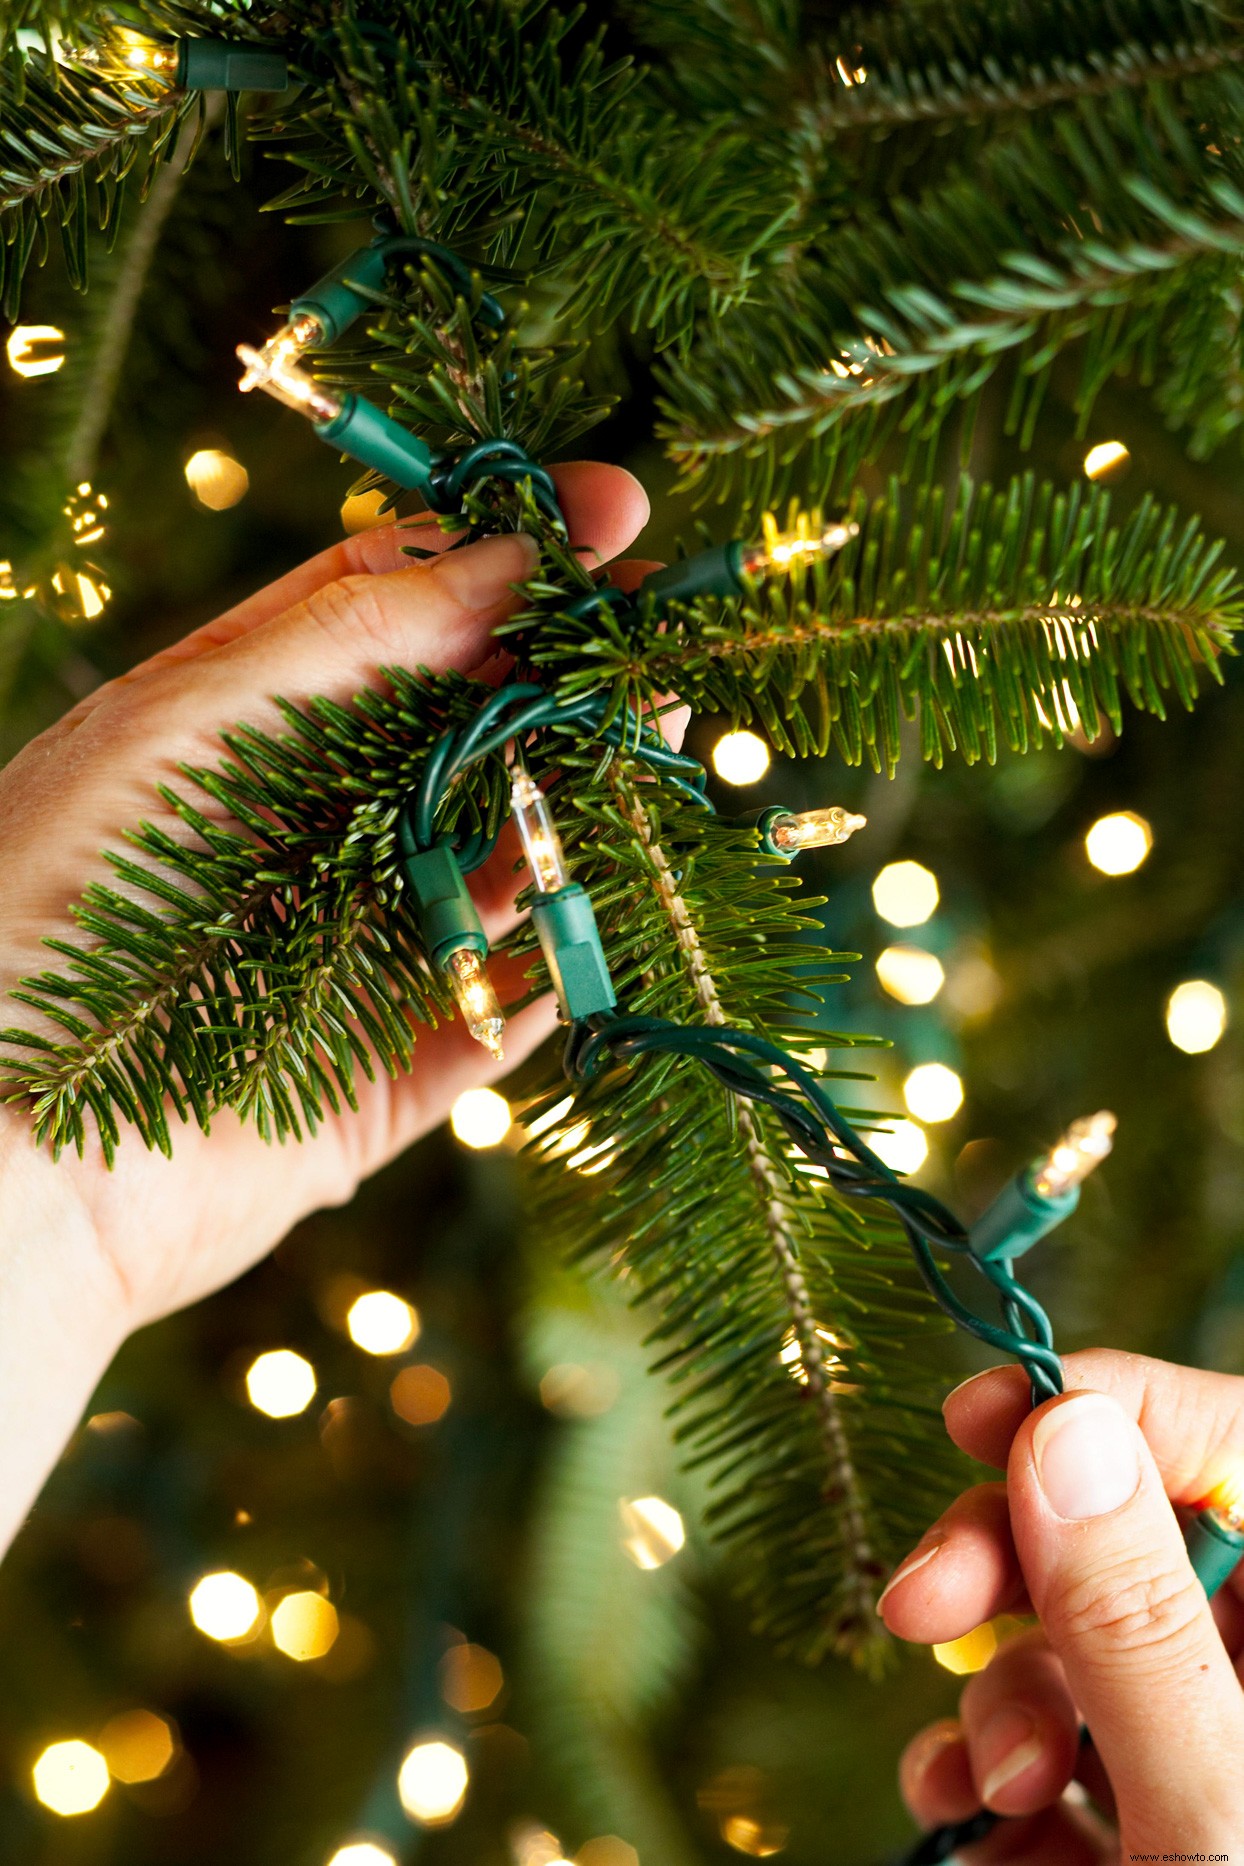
[884, 1350, 1244, 1860]
[0, 459, 650, 1558]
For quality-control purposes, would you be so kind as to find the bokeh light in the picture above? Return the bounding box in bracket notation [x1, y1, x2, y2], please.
[618, 1495, 685, 1570]
[875, 945, 945, 1005]
[390, 1364, 452, 1426]
[397, 1739, 469, 1825]
[7, 324, 65, 378]
[189, 1571, 262, 1643]
[868, 1119, 929, 1174]
[1084, 810, 1152, 876]
[340, 488, 397, 534]
[902, 1063, 964, 1123]
[270, 1591, 339, 1662]
[538, 1361, 620, 1418]
[721, 1814, 790, 1857]
[97, 1709, 177, 1784]
[578, 1842, 641, 1866]
[32, 1740, 110, 1815]
[439, 1642, 504, 1714]
[184, 448, 249, 510]
[327, 1845, 397, 1866]
[245, 1348, 317, 1418]
[450, 1087, 512, 1148]
[711, 730, 770, 786]
[1083, 440, 1130, 481]
[933, 1621, 998, 1674]
[347, 1290, 419, 1356]
[1166, 979, 1228, 1054]
[871, 860, 939, 927]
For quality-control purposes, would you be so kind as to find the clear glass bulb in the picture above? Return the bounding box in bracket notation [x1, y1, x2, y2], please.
[768, 806, 867, 853]
[511, 773, 570, 894]
[1206, 1468, 1244, 1532]
[237, 315, 325, 393]
[741, 512, 859, 577]
[1031, 1110, 1116, 1199]
[62, 31, 179, 83]
[443, 948, 505, 1061]
[235, 345, 341, 422]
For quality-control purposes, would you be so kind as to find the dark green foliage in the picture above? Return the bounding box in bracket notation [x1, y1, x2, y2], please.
[7, 0, 1244, 1672]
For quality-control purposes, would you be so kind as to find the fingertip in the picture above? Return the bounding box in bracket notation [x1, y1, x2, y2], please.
[898, 1719, 977, 1827]
[943, 1363, 1032, 1466]
[551, 461, 650, 563]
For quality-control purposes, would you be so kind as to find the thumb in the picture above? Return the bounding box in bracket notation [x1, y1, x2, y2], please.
[1008, 1389, 1244, 1851]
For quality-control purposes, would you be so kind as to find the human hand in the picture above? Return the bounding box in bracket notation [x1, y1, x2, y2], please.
[0, 462, 648, 1358]
[881, 1350, 1244, 1861]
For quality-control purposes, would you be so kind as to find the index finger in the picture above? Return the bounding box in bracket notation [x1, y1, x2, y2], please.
[165, 459, 650, 661]
[945, 1349, 1244, 1511]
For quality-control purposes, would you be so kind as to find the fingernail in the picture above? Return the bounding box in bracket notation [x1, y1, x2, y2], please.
[943, 1367, 997, 1408]
[1032, 1392, 1141, 1521]
[876, 1538, 942, 1612]
[433, 533, 539, 610]
[978, 1710, 1043, 1807]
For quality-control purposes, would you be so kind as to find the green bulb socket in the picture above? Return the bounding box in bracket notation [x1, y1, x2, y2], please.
[1184, 1507, 1244, 1599]
[530, 885, 617, 1022]
[399, 843, 487, 970]
[638, 540, 746, 607]
[290, 244, 391, 346]
[314, 396, 437, 494]
[747, 804, 797, 861]
[177, 38, 288, 91]
[968, 1168, 1080, 1264]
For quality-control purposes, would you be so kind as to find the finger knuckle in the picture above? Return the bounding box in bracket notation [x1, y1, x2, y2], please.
[302, 574, 400, 662]
[1051, 1551, 1205, 1668]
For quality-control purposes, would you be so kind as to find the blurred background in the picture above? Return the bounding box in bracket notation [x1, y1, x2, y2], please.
[3, 98, 1244, 1866]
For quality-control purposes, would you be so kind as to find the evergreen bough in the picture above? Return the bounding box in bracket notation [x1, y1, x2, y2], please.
[2, 0, 1242, 1665]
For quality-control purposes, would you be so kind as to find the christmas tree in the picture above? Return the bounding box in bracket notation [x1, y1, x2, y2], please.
[1, 3, 1243, 1861]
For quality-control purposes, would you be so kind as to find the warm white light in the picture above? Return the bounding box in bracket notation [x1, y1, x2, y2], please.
[184, 448, 249, 511]
[189, 1571, 262, 1643]
[347, 1291, 419, 1356]
[398, 1739, 469, 1826]
[439, 1642, 504, 1714]
[270, 1591, 339, 1662]
[328, 1845, 397, 1866]
[869, 1120, 929, 1174]
[340, 489, 396, 535]
[32, 1740, 109, 1816]
[876, 945, 944, 1005]
[903, 1063, 963, 1123]
[1166, 979, 1228, 1054]
[933, 1622, 997, 1675]
[619, 1495, 685, 1570]
[97, 1709, 177, 1785]
[450, 1087, 512, 1149]
[1083, 440, 1130, 482]
[872, 860, 939, 927]
[245, 1348, 317, 1418]
[712, 730, 770, 786]
[1084, 810, 1152, 876]
[7, 324, 65, 378]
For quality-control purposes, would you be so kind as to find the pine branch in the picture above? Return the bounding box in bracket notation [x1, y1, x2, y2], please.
[521, 765, 960, 1663]
[660, 72, 1244, 503]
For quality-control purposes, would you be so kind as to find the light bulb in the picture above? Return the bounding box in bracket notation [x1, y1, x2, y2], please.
[740, 511, 858, 577]
[511, 772, 571, 893]
[443, 948, 505, 1060]
[61, 30, 180, 84]
[235, 345, 342, 422]
[767, 806, 866, 853]
[237, 315, 326, 392]
[1030, 1111, 1116, 1199]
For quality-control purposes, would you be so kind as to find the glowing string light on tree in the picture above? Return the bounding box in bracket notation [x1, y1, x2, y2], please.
[60, 31, 288, 92]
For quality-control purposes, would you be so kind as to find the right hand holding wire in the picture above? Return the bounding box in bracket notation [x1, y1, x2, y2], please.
[881, 1351, 1244, 1861]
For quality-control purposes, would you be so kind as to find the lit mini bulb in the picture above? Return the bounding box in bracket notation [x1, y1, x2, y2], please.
[740, 511, 860, 577]
[237, 314, 325, 393]
[443, 947, 505, 1061]
[236, 345, 342, 422]
[1185, 1466, 1244, 1596]
[761, 805, 866, 856]
[62, 30, 180, 82]
[970, 1110, 1117, 1264]
[1031, 1110, 1116, 1198]
[511, 772, 571, 893]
